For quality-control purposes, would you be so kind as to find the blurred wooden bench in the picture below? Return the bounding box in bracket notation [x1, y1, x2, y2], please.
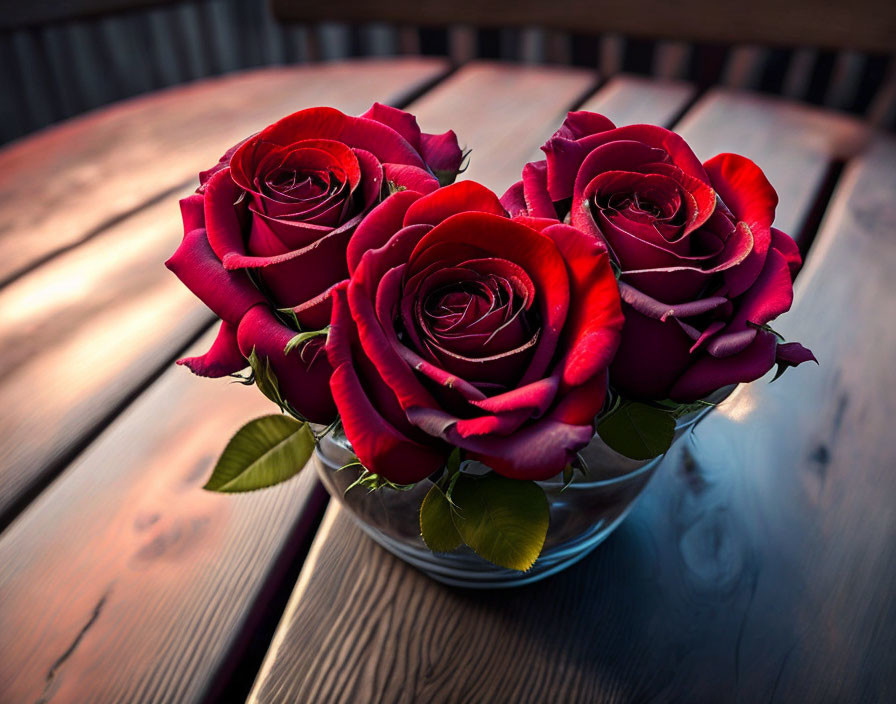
[2, 0, 895, 146]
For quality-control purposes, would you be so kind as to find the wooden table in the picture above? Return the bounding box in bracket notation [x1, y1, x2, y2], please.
[0, 58, 893, 704]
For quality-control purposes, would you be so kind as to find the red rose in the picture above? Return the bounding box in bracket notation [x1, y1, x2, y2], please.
[502, 111, 815, 401]
[327, 181, 624, 483]
[166, 104, 463, 422]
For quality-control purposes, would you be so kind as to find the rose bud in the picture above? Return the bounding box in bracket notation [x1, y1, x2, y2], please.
[327, 181, 625, 484]
[502, 112, 816, 401]
[166, 104, 463, 422]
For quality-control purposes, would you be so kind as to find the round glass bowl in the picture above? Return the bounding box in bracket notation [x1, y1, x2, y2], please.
[314, 393, 729, 589]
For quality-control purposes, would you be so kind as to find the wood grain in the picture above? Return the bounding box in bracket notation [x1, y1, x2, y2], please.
[0, 330, 327, 703]
[525, 74, 695, 162]
[0, 58, 447, 528]
[0, 59, 448, 286]
[251, 137, 896, 703]
[248, 117, 896, 703]
[578, 75, 694, 128]
[404, 61, 596, 196]
[272, 0, 896, 52]
[676, 88, 868, 242]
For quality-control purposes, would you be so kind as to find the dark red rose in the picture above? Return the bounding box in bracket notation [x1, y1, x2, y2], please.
[327, 181, 624, 483]
[502, 111, 815, 401]
[166, 104, 463, 422]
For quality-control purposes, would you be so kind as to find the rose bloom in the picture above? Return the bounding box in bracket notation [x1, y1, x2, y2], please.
[327, 181, 624, 483]
[166, 104, 463, 421]
[502, 111, 815, 401]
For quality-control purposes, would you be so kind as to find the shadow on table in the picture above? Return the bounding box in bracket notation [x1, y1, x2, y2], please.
[437, 439, 804, 701]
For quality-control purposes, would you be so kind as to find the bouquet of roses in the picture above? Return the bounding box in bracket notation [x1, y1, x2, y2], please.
[167, 103, 815, 573]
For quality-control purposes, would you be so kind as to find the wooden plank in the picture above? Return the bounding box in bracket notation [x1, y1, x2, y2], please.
[0, 59, 448, 527]
[521, 75, 696, 179]
[272, 0, 896, 53]
[0, 330, 327, 703]
[577, 75, 694, 128]
[676, 88, 868, 242]
[405, 61, 596, 196]
[0, 58, 448, 286]
[248, 136, 896, 703]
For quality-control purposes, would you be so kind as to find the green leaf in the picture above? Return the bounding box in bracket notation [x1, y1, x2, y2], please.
[771, 362, 790, 383]
[284, 327, 329, 356]
[433, 148, 471, 187]
[651, 398, 716, 419]
[203, 415, 314, 493]
[419, 485, 463, 553]
[562, 464, 575, 491]
[609, 258, 622, 280]
[247, 347, 285, 410]
[276, 306, 302, 329]
[747, 320, 786, 342]
[344, 468, 416, 494]
[596, 400, 676, 460]
[432, 169, 457, 187]
[445, 446, 461, 475]
[450, 473, 549, 572]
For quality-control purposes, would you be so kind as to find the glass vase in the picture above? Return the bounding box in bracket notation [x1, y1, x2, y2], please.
[313, 391, 730, 589]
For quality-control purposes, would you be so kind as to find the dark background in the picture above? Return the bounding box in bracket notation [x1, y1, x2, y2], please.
[1, 0, 894, 146]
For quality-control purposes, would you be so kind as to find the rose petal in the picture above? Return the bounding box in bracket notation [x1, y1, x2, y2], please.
[543, 223, 624, 389]
[521, 160, 556, 218]
[511, 215, 562, 232]
[776, 341, 817, 367]
[771, 227, 802, 276]
[500, 180, 528, 217]
[542, 136, 590, 202]
[547, 123, 709, 201]
[669, 330, 778, 401]
[349, 261, 443, 411]
[199, 136, 250, 189]
[283, 281, 341, 330]
[236, 304, 336, 423]
[177, 320, 246, 378]
[346, 190, 423, 274]
[165, 227, 264, 324]
[547, 374, 607, 426]
[552, 111, 616, 141]
[204, 167, 249, 263]
[403, 180, 506, 227]
[361, 102, 422, 149]
[406, 406, 593, 481]
[327, 283, 447, 482]
[247, 210, 332, 255]
[383, 163, 440, 195]
[617, 281, 729, 321]
[254, 227, 353, 308]
[420, 129, 464, 175]
[407, 213, 570, 386]
[231, 107, 427, 181]
[454, 409, 534, 438]
[353, 148, 385, 212]
[706, 248, 795, 358]
[180, 194, 205, 233]
[609, 302, 696, 399]
[705, 153, 777, 297]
